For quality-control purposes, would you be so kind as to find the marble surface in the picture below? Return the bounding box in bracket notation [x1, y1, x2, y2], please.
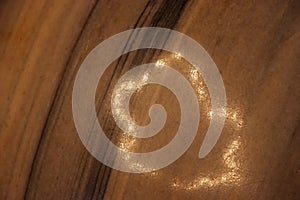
[0, 0, 299, 199]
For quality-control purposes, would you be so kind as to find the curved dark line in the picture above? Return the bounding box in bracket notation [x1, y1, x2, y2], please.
[90, 1, 155, 198]
[99, 0, 190, 199]
[23, 0, 100, 198]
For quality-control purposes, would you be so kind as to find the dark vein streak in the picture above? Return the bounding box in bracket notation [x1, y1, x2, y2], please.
[23, 0, 100, 198]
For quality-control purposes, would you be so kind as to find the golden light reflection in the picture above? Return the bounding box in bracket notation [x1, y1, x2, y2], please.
[227, 108, 244, 130]
[143, 171, 159, 178]
[111, 53, 245, 180]
[150, 171, 158, 176]
[189, 69, 199, 81]
[197, 88, 205, 95]
[207, 107, 226, 119]
[125, 80, 136, 90]
[206, 107, 243, 130]
[118, 133, 137, 151]
[209, 110, 213, 118]
[171, 137, 243, 190]
[173, 52, 182, 59]
[155, 59, 167, 67]
[120, 152, 156, 172]
[223, 139, 240, 169]
[142, 72, 150, 82]
[187, 70, 208, 100]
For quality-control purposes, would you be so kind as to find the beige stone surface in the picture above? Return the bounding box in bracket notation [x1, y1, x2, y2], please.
[0, 0, 299, 199]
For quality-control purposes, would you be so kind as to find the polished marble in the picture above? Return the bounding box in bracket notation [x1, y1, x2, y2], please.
[0, 0, 299, 199]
